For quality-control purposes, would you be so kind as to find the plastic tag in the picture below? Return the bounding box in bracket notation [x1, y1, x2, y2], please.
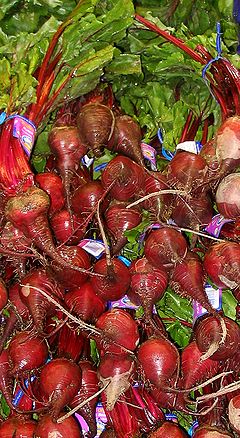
[82, 155, 94, 168]
[165, 413, 178, 423]
[188, 421, 199, 436]
[78, 239, 105, 258]
[205, 213, 234, 237]
[141, 142, 157, 170]
[193, 284, 222, 323]
[12, 115, 36, 157]
[176, 140, 202, 154]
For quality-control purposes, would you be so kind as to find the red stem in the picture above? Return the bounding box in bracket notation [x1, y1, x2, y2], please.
[179, 111, 194, 142]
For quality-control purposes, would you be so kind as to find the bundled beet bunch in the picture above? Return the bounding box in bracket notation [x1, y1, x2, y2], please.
[0, 1, 240, 437]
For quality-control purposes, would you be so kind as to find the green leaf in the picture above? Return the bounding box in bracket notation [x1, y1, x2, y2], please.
[106, 53, 142, 75]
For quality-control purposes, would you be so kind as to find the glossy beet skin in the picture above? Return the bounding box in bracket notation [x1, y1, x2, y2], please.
[50, 208, 85, 245]
[142, 173, 172, 222]
[53, 245, 91, 289]
[76, 102, 115, 157]
[216, 173, 240, 219]
[39, 358, 82, 420]
[137, 337, 179, 389]
[71, 180, 108, 217]
[35, 172, 65, 216]
[8, 331, 48, 374]
[90, 257, 131, 302]
[96, 308, 139, 353]
[0, 414, 36, 438]
[101, 155, 145, 202]
[144, 227, 188, 270]
[64, 281, 105, 322]
[34, 413, 83, 438]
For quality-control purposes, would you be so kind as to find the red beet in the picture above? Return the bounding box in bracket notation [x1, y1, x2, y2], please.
[0, 221, 32, 254]
[57, 325, 84, 362]
[193, 425, 233, 437]
[216, 173, 240, 219]
[65, 281, 105, 322]
[195, 315, 240, 361]
[144, 227, 188, 270]
[203, 242, 240, 291]
[0, 278, 7, 311]
[130, 257, 168, 320]
[71, 180, 108, 218]
[213, 116, 240, 175]
[53, 245, 91, 289]
[98, 353, 135, 410]
[107, 114, 144, 165]
[171, 194, 213, 229]
[105, 201, 142, 254]
[35, 172, 65, 216]
[70, 360, 99, 438]
[76, 102, 115, 157]
[20, 269, 64, 333]
[170, 251, 214, 314]
[0, 350, 17, 411]
[34, 413, 83, 437]
[228, 393, 240, 434]
[101, 155, 145, 201]
[50, 209, 85, 245]
[48, 125, 87, 215]
[39, 358, 82, 420]
[90, 257, 130, 302]
[8, 331, 48, 375]
[149, 422, 188, 437]
[142, 173, 172, 222]
[96, 308, 139, 353]
[137, 337, 179, 389]
[0, 414, 36, 438]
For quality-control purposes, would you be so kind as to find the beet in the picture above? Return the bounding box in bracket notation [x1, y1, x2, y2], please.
[149, 421, 188, 437]
[71, 180, 108, 218]
[228, 393, 240, 434]
[142, 173, 172, 222]
[34, 413, 83, 437]
[216, 173, 240, 219]
[8, 331, 48, 375]
[50, 209, 85, 245]
[57, 325, 84, 362]
[53, 245, 91, 289]
[193, 425, 233, 437]
[64, 281, 105, 322]
[0, 414, 36, 438]
[35, 172, 65, 216]
[0, 278, 7, 311]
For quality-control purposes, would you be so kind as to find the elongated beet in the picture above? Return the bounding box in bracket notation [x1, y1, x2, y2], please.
[4, 187, 92, 275]
[50, 209, 85, 245]
[35, 172, 65, 216]
[101, 155, 145, 201]
[105, 201, 142, 254]
[90, 257, 130, 302]
[96, 309, 139, 353]
[65, 281, 105, 322]
[48, 125, 87, 216]
[107, 114, 144, 165]
[34, 413, 83, 438]
[53, 245, 91, 289]
[170, 251, 214, 314]
[71, 180, 108, 218]
[216, 173, 240, 219]
[70, 360, 99, 437]
[8, 331, 48, 375]
[144, 227, 188, 270]
[39, 358, 82, 420]
[98, 353, 135, 410]
[0, 414, 36, 437]
[76, 102, 115, 157]
[137, 337, 180, 389]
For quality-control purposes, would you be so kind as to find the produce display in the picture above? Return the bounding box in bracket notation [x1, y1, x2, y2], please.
[0, 0, 240, 436]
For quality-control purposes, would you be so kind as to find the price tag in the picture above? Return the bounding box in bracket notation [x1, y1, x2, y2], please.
[82, 154, 94, 168]
[193, 284, 222, 323]
[12, 115, 36, 157]
[78, 239, 105, 258]
[176, 140, 202, 154]
[205, 213, 234, 237]
[141, 142, 157, 170]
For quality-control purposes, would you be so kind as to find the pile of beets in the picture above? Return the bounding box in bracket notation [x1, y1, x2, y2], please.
[0, 90, 240, 438]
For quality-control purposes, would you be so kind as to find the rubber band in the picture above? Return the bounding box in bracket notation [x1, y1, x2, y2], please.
[202, 22, 223, 82]
[157, 128, 175, 161]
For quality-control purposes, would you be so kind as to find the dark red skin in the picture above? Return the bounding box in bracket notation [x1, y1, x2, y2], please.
[166, 150, 208, 194]
[193, 426, 233, 437]
[34, 413, 83, 437]
[137, 337, 179, 389]
[216, 173, 240, 219]
[0, 278, 7, 311]
[96, 308, 139, 353]
[195, 315, 240, 361]
[107, 114, 144, 166]
[144, 227, 188, 271]
[35, 172, 65, 216]
[171, 194, 213, 229]
[39, 358, 82, 420]
[130, 257, 168, 320]
[0, 221, 32, 254]
[0, 350, 17, 411]
[64, 281, 105, 322]
[98, 353, 135, 411]
[57, 325, 84, 362]
[142, 173, 172, 222]
[0, 283, 30, 354]
[228, 393, 240, 434]
[203, 242, 240, 291]
[8, 331, 48, 375]
[70, 360, 99, 438]
[20, 269, 64, 334]
[0, 414, 36, 438]
[53, 245, 91, 289]
[71, 180, 108, 218]
[50, 209, 85, 245]
[170, 251, 213, 314]
[101, 155, 145, 202]
[180, 341, 219, 391]
[101, 393, 140, 438]
[90, 257, 131, 302]
[149, 422, 188, 437]
[105, 201, 142, 254]
[76, 102, 115, 157]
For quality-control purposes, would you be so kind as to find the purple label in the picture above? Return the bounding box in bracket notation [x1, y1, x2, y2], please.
[193, 284, 222, 323]
[141, 142, 157, 170]
[109, 294, 157, 314]
[205, 214, 234, 237]
[12, 115, 36, 157]
[75, 403, 107, 437]
[78, 239, 105, 258]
